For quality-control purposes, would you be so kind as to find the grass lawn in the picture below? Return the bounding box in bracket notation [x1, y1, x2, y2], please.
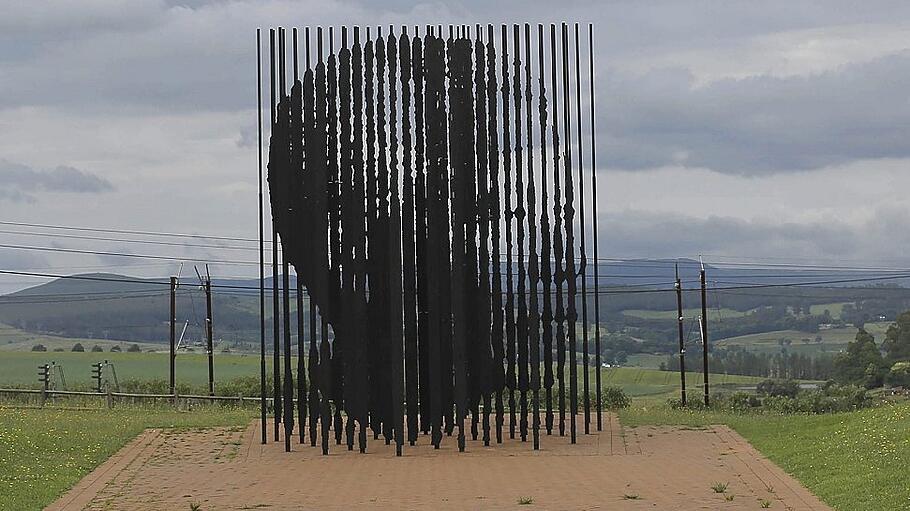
[620, 402, 910, 511]
[0, 405, 252, 511]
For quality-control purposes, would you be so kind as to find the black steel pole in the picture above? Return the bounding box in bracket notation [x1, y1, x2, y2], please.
[169, 276, 176, 397]
[524, 23, 541, 451]
[700, 261, 710, 407]
[257, 27, 267, 445]
[500, 24, 517, 440]
[675, 264, 687, 406]
[280, 26, 294, 453]
[297, 279, 306, 444]
[588, 23, 602, 432]
[549, 24, 566, 438]
[574, 23, 590, 435]
[270, 27, 282, 443]
[205, 278, 214, 397]
[561, 22, 578, 445]
[537, 23, 554, 436]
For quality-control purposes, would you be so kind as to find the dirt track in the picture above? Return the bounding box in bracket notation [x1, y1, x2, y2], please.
[47, 414, 831, 510]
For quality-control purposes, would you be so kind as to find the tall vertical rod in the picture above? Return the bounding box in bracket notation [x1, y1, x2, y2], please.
[205, 277, 214, 397]
[675, 264, 687, 406]
[549, 23, 566, 438]
[169, 275, 176, 397]
[588, 22, 602, 432]
[257, 28, 267, 445]
[280, 26, 294, 453]
[512, 23, 528, 444]
[700, 260, 710, 407]
[537, 23, 554, 436]
[574, 23, 590, 435]
[269, 27, 281, 442]
[560, 22, 578, 444]
[524, 22, 541, 451]
[500, 24, 517, 440]
[297, 279, 306, 443]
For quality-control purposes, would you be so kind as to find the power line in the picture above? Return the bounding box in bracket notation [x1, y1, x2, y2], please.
[0, 220, 269, 244]
[0, 229, 266, 252]
[0, 243, 267, 267]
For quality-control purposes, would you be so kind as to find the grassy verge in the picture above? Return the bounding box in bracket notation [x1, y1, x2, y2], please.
[0, 405, 252, 511]
[620, 402, 910, 510]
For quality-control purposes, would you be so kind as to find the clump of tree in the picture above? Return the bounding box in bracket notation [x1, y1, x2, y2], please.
[126, 344, 141, 353]
[703, 380, 870, 414]
[109, 345, 121, 352]
[71, 343, 85, 352]
[31, 344, 47, 352]
[885, 361, 910, 388]
[756, 378, 799, 398]
[883, 311, 910, 362]
[91, 344, 104, 352]
[833, 328, 887, 389]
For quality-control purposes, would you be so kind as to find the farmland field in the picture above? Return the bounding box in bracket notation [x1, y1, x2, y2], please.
[808, 302, 852, 319]
[0, 323, 161, 353]
[714, 321, 891, 355]
[620, 401, 910, 511]
[0, 351, 275, 390]
[0, 405, 251, 511]
[622, 307, 749, 320]
[0, 350, 763, 400]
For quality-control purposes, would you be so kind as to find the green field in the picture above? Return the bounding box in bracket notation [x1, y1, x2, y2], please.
[808, 302, 852, 319]
[625, 353, 667, 368]
[0, 350, 765, 401]
[595, 366, 766, 397]
[620, 401, 910, 511]
[0, 351, 274, 391]
[622, 307, 750, 320]
[714, 322, 891, 356]
[0, 405, 251, 511]
[0, 323, 162, 353]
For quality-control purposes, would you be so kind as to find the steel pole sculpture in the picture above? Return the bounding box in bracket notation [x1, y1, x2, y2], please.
[574, 23, 591, 435]
[486, 23, 505, 445]
[269, 28, 282, 443]
[549, 23, 567, 437]
[263, 23, 594, 455]
[560, 23, 579, 445]
[524, 23, 542, 451]
[537, 24, 555, 437]
[589, 23, 602, 432]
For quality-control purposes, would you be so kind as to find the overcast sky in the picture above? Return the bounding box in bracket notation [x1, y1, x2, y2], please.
[1, 0, 909, 293]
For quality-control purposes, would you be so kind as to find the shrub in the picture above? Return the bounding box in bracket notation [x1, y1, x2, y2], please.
[72, 343, 85, 352]
[110, 345, 122, 352]
[885, 361, 910, 388]
[600, 386, 631, 409]
[91, 345, 104, 352]
[127, 344, 141, 353]
[725, 391, 761, 411]
[756, 379, 799, 398]
[31, 344, 47, 352]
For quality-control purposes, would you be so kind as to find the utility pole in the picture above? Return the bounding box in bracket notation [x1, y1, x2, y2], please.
[198, 265, 215, 398]
[169, 275, 177, 397]
[675, 264, 687, 406]
[699, 258, 709, 407]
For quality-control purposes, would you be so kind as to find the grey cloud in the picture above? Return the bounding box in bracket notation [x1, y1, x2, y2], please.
[0, 160, 114, 201]
[600, 208, 910, 264]
[602, 51, 910, 174]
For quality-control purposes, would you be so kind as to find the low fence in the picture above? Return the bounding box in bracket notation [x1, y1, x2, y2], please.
[0, 388, 273, 409]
